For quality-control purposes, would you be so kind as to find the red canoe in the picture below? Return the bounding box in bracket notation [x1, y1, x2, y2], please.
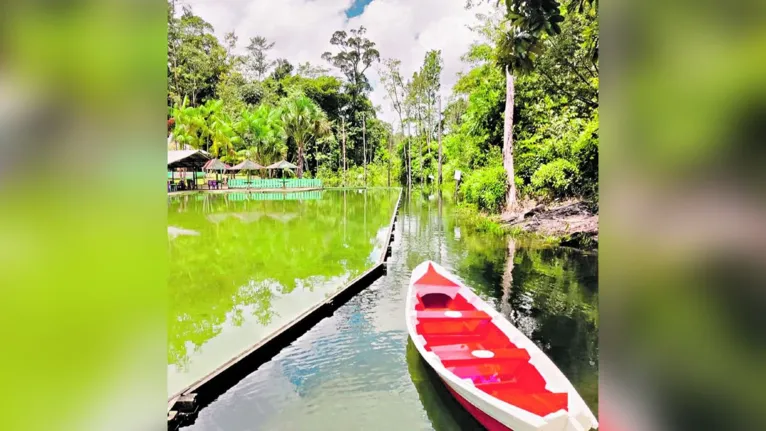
[406, 261, 598, 431]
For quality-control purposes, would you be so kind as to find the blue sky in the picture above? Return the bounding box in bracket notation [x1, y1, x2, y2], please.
[345, 0, 374, 18]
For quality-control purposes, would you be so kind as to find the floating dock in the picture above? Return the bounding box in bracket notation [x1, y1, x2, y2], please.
[167, 188, 402, 430]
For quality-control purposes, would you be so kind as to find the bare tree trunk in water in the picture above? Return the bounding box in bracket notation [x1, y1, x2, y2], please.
[419, 118, 424, 186]
[426, 108, 431, 185]
[501, 236, 516, 319]
[406, 118, 412, 190]
[503, 68, 517, 212]
[437, 96, 443, 186]
[363, 114, 367, 187]
[342, 116, 346, 186]
[388, 131, 392, 187]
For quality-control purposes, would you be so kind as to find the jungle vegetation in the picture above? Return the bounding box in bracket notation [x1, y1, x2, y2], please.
[167, 0, 598, 211]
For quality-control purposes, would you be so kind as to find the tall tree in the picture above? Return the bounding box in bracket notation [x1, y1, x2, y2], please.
[378, 58, 409, 187]
[418, 50, 443, 185]
[167, 0, 181, 105]
[272, 58, 294, 81]
[167, 4, 227, 106]
[497, 0, 566, 210]
[296, 62, 330, 79]
[322, 26, 380, 164]
[223, 31, 239, 64]
[437, 95, 443, 185]
[280, 94, 333, 178]
[321, 26, 380, 108]
[466, 0, 567, 210]
[246, 36, 276, 80]
[406, 72, 426, 184]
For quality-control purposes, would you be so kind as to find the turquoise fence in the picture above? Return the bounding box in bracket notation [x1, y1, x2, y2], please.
[168, 172, 205, 179]
[226, 191, 323, 201]
[227, 178, 323, 189]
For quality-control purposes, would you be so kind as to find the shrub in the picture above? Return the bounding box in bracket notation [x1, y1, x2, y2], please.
[530, 158, 579, 199]
[315, 162, 399, 188]
[316, 165, 342, 187]
[572, 112, 598, 198]
[460, 165, 508, 213]
[455, 204, 506, 235]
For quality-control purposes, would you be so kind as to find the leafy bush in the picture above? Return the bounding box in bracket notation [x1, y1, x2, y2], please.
[460, 165, 508, 213]
[530, 158, 579, 199]
[571, 112, 598, 198]
[455, 204, 506, 236]
[316, 161, 399, 188]
[316, 165, 342, 187]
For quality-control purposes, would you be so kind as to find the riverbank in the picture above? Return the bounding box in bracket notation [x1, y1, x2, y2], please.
[455, 199, 598, 250]
[501, 200, 599, 249]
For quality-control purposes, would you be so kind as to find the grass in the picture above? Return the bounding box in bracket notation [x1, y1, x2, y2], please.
[454, 204, 507, 236]
[454, 203, 570, 248]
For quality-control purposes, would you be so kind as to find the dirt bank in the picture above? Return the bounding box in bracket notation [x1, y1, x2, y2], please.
[501, 200, 598, 249]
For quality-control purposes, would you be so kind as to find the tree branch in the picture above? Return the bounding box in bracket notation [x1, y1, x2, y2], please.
[539, 67, 597, 109]
[562, 58, 595, 89]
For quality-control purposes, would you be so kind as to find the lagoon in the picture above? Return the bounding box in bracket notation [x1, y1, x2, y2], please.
[168, 189, 401, 397]
[185, 191, 598, 430]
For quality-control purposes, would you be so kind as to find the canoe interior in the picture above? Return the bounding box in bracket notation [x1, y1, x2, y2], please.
[412, 263, 569, 418]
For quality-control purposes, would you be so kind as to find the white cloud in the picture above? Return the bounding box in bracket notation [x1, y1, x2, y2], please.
[185, 0, 492, 125]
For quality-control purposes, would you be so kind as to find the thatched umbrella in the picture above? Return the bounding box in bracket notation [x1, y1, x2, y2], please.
[203, 158, 228, 188]
[203, 158, 227, 171]
[266, 160, 299, 171]
[266, 160, 299, 187]
[229, 160, 265, 190]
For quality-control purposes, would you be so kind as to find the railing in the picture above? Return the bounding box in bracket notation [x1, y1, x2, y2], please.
[227, 191, 323, 201]
[227, 178, 323, 189]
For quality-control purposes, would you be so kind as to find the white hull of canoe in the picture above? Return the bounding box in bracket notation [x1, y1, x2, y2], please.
[406, 261, 599, 431]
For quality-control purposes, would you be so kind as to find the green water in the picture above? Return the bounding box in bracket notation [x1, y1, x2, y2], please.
[168, 189, 400, 396]
[185, 190, 598, 430]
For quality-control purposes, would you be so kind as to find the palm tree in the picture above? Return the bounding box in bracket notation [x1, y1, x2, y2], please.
[195, 100, 226, 155]
[208, 111, 240, 161]
[279, 94, 332, 178]
[171, 97, 204, 150]
[235, 105, 287, 165]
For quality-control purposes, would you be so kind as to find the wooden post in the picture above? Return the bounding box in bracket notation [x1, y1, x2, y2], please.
[342, 116, 346, 187]
[438, 95, 443, 186]
[363, 113, 367, 187]
[406, 117, 412, 190]
[388, 129, 392, 187]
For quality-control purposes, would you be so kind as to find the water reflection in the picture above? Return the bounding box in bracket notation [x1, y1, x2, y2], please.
[406, 339, 485, 431]
[186, 190, 598, 430]
[168, 190, 399, 396]
[400, 192, 598, 420]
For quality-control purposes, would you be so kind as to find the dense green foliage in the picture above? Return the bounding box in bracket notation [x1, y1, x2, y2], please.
[167, 3, 394, 180]
[444, 2, 598, 211]
[461, 165, 508, 213]
[167, 0, 597, 205]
